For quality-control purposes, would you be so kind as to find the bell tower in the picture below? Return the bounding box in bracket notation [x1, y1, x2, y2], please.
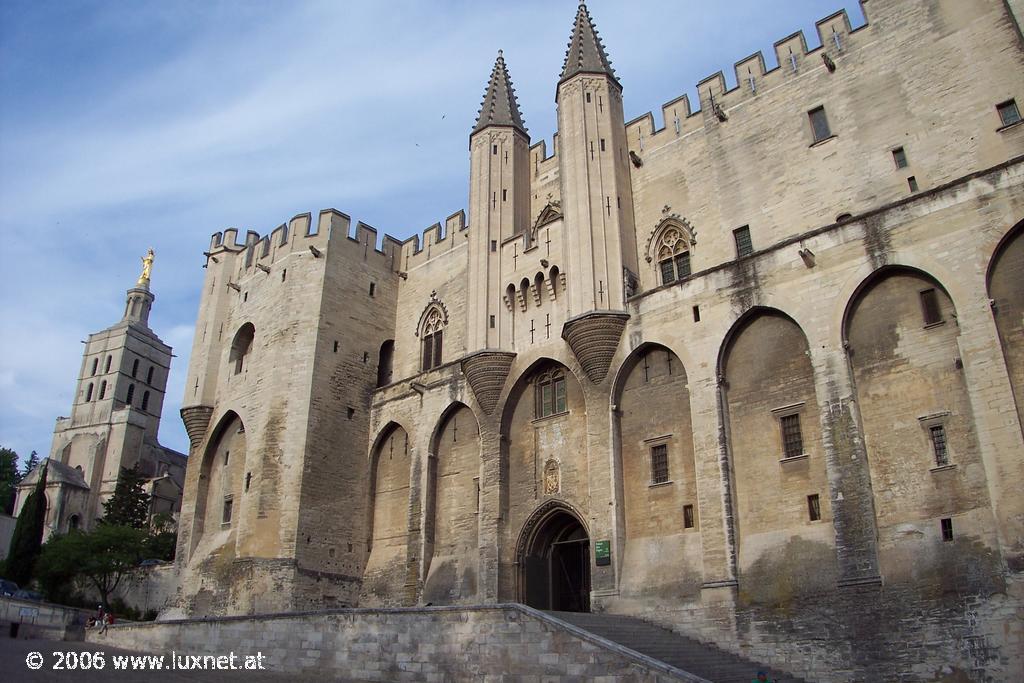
[466, 50, 530, 352]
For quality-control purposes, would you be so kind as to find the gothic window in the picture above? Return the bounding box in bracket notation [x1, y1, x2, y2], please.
[657, 227, 691, 285]
[535, 368, 567, 418]
[377, 340, 395, 387]
[420, 308, 445, 371]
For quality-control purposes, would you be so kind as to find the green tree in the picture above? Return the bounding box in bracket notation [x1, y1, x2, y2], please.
[0, 446, 18, 515]
[35, 524, 149, 608]
[1, 462, 47, 586]
[101, 465, 150, 529]
[146, 512, 177, 561]
[20, 450, 39, 479]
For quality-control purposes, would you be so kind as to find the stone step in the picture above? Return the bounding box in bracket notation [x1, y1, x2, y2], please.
[548, 611, 809, 683]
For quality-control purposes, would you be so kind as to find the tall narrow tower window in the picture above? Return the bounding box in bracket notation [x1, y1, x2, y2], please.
[141, 391, 150, 411]
[131, 359, 139, 378]
[229, 323, 255, 375]
[146, 366, 155, 384]
[104, 356, 112, 373]
[90, 358, 98, 376]
[125, 384, 135, 406]
[85, 383, 93, 402]
[99, 381, 107, 400]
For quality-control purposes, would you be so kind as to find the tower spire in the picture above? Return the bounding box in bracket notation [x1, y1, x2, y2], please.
[472, 50, 527, 136]
[560, 1, 617, 87]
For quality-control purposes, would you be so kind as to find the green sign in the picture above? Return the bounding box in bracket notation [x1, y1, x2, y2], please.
[595, 540, 611, 566]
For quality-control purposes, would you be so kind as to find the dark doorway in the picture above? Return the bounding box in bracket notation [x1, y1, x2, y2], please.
[521, 508, 591, 612]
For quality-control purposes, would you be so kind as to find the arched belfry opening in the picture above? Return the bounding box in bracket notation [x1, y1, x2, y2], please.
[517, 503, 591, 613]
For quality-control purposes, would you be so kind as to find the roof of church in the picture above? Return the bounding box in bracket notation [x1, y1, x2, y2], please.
[20, 460, 89, 490]
[560, 1, 617, 86]
[472, 50, 527, 136]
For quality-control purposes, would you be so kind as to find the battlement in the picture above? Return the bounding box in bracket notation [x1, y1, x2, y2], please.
[530, 134, 559, 177]
[397, 210, 468, 273]
[624, 3, 867, 147]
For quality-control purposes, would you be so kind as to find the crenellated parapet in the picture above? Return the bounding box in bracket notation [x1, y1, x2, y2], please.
[399, 210, 468, 273]
[624, 5, 864, 152]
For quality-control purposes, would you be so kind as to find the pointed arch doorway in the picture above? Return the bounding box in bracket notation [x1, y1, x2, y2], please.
[517, 503, 591, 612]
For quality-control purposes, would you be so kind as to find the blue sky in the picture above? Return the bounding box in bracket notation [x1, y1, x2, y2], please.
[0, 0, 865, 464]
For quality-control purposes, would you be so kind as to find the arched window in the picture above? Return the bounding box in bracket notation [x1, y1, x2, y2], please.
[421, 308, 444, 371]
[126, 384, 135, 406]
[146, 366, 154, 384]
[657, 226, 691, 285]
[141, 391, 150, 412]
[535, 367, 567, 418]
[90, 358, 98, 376]
[229, 323, 255, 375]
[68, 515, 79, 531]
[98, 380, 107, 400]
[377, 340, 395, 387]
[104, 356, 112, 373]
[131, 359, 139, 378]
[85, 383, 93, 402]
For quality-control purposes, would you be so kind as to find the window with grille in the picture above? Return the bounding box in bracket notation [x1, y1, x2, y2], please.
[940, 517, 953, 541]
[535, 368, 567, 418]
[733, 226, 753, 258]
[807, 494, 821, 521]
[781, 414, 804, 458]
[930, 424, 949, 466]
[997, 99, 1021, 127]
[683, 504, 695, 529]
[647, 446, 671, 483]
[919, 288, 942, 325]
[222, 496, 233, 525]
[808, 106, 832, 143]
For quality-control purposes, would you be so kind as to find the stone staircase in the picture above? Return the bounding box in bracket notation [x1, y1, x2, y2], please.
[549, 611, 809, 683]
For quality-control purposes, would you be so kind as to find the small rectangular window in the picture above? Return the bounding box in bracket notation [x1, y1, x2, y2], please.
[808, 106, 832, 143]
[930, 424, 949, 466]
[919, 288, 942, 325]
[502, 189, 507, 201]
[781, 414, 804, 458]
[222, 496, 233, 525]
[492, 144, 497, 154]
[997, 99, 1021, 127]
[941, 517, 953, 542]
[807, 494, 821, 521]
[489, 315, 495, 329]
[369, 282, 375, 296]
[907, 176, 919, 192]
[733, 226, 753, 258]
[245, 472, 251, 492]
[892, 147, 907, 169]
[600, 138, 606, 151]
[650, 444, 669, 485]
[586, 92, 591, 103]
[347, 406, 355, 420]
[490, 240, 497, 252]
[224, 450, 229, 466]
[692, 305, 701, 322]
[683, 504, 695, 529]
[333, 341, 339, 353]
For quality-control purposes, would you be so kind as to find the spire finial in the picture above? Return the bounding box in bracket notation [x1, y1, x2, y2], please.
[472, 51, 527, 136]
[559, 0, 617, 86]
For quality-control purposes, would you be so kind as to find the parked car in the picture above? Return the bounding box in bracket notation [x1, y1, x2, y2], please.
[0, 579, 18, 596]
[13, 589, 43, 602]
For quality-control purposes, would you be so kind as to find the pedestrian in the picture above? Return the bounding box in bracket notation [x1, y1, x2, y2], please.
[752, 671, 776, 683]
[99, 611, 113, 635]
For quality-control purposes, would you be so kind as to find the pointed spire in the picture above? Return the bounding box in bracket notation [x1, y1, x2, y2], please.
[560, 1, 617, 86]
[473, 50, 527, 136]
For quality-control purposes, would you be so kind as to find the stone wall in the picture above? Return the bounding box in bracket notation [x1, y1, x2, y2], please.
[86, 604, 700, 682]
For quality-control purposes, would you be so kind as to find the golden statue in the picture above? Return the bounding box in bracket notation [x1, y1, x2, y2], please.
[137, 248, 155, 285]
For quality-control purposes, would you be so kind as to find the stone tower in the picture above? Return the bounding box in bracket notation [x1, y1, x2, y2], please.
[466, 51, 531, 352]
[16, 251, 187, 539]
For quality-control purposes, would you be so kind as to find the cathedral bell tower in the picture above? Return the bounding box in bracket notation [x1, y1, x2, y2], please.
[466, 50, 531, 352]
[555, 2, 637, 383]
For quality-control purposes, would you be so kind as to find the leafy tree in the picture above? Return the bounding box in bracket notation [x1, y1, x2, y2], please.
[35, 524, 149, 608]
[0, 446, 18, 515]
[146, 512, 177, 561]
[101, 465, 150, 529]
[1, 462, 47, 585]
[20, 450, 39, 479]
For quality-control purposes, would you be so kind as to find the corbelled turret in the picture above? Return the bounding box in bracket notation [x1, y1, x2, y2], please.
[466, 51, 531, 353]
